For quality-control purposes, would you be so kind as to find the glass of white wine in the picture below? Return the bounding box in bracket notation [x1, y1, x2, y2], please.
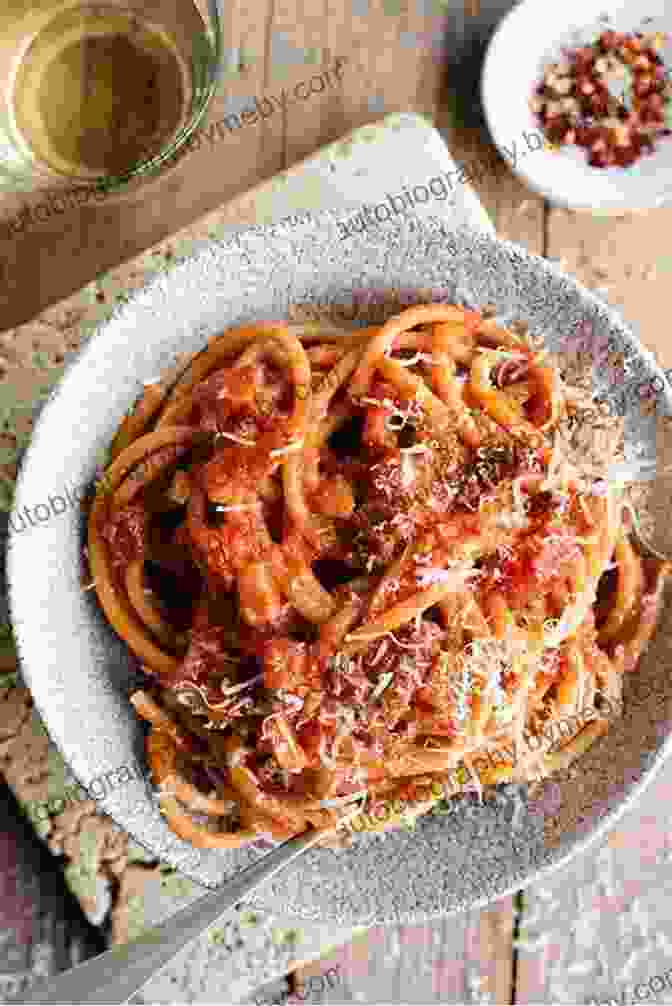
[0, 0, 223, 193]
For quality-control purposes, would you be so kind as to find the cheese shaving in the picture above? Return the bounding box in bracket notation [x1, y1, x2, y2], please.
[369, 671, 395, 703]
[270, 440, 304, 457]
[220, 672, 264, 696]
[387, 630, 427, 650]
[369, 639, 389, 666]
[214, 503, 262, 512]
[399, 444, 432, 455]
[318, 734, 337, 768]
[391, 351, 424, 367]
[400, 451, 416, 488]
[476, 347, 527, 360]
[319, 790, 368, 808]
[391, 352, 446, 368]
[359, 396, 423, 432]
[415, 560, 479, 589]
[462, 757, 484, 804]
[541, 439, 574, 494]
[543, 589, 597, 649]
[218, 432, 257, 447]
[226, 746, 249, 768]
[623, 502, 672, 562]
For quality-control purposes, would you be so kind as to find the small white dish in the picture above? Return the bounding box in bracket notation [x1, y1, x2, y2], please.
[480, 0, 672, 213]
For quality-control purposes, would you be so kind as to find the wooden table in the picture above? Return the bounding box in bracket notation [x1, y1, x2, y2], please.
[2, 2, 672, 1002]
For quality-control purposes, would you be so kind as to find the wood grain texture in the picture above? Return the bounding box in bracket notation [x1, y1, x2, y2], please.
[288, 902, 515, 1004]
[0, 114, 515, 1005]
[514, 768, 672, 1005]
[0, 0, 459, 332]
[0, 1, 523, 1001]
[3, 0, 672, 1000]
[510, 205, 672, 1006]
[547, 207, 672, 369]
[0, 782, 106, 1004]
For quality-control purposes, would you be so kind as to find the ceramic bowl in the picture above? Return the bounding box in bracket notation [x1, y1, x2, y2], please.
[480, 0, 672, 213]
[7, 210, 672, 924]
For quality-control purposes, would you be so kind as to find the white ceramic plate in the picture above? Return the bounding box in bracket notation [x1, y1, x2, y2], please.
[481, 0, 672, 213]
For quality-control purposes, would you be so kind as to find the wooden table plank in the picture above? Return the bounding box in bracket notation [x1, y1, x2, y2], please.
[512, 207, 672, 1006]
[277, 3, 529, 1000]
[20, 0, 672, 1001]
[288, 902, 515, 1005]
[277, 2, 543, 999]
[0, 0, 477, 333]
[514, 768, 672, 1005]
[0, 105, 516, 1001]
[2, 3, 526, 1002]
[0, 782, 105, 1004]
[440, 0, 546, 252]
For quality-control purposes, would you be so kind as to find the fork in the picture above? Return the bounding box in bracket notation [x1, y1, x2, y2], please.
[18, 819, 354, 1005]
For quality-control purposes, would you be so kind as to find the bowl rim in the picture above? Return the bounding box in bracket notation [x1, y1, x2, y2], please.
[479, 0, 672, 213]
[7, 208, 672, 921]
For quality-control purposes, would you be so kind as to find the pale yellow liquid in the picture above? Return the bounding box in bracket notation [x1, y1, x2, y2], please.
[10, 6, 191, 178]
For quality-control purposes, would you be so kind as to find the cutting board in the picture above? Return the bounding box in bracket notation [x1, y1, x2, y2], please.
[0, 111, 496, 1004]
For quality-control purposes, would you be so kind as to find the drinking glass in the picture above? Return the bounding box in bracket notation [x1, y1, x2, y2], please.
[0, 0, 223, 193]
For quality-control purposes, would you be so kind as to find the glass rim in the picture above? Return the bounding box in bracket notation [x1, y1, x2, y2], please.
[38, 0, 225, 192]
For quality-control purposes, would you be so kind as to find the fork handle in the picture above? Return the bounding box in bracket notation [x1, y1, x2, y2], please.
[19, 828, 323, 1005]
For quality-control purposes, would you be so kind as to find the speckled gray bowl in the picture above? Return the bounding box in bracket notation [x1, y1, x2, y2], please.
[7, 211, 672, 925]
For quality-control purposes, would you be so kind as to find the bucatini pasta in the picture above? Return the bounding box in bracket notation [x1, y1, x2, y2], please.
[85, 305, 670, 847]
